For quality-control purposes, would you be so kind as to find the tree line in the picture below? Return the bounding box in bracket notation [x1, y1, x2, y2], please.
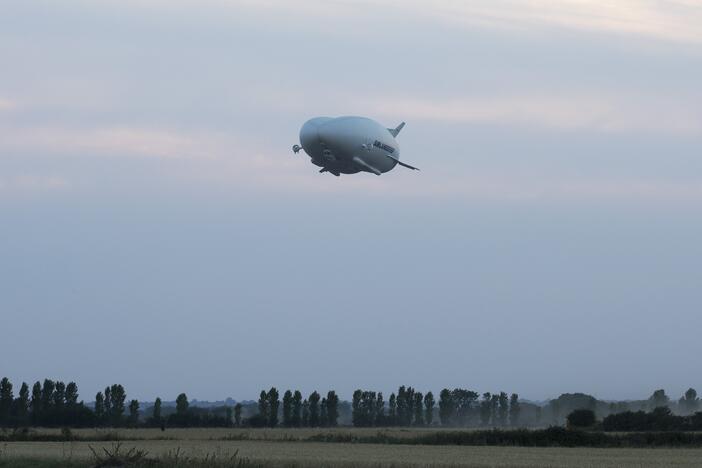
[1, 376, 699, 429]
[349, 387, 520, 427]
[248, 388, 340, 428]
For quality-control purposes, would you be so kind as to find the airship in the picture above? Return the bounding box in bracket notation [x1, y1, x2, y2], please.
[292, 116, 419, 176]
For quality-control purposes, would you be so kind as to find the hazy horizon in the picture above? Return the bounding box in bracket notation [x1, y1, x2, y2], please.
[1, 0, 701, 403]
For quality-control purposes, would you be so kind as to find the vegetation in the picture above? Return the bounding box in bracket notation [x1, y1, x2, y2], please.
[1, 376, 700, 432]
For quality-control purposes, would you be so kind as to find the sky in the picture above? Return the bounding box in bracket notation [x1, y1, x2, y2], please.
[1, 0, 701, 403]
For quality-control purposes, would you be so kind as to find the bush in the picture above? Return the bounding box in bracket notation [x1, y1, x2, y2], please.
[567, 409, 596, 428]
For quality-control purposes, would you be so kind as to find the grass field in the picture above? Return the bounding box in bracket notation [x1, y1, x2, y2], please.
[2, 428, 702, 467]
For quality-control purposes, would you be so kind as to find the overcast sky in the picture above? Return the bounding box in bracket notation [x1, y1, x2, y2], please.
[1, 0, 701, 403]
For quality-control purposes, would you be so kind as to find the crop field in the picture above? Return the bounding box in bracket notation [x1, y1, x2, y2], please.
[2, 429, 702, 467]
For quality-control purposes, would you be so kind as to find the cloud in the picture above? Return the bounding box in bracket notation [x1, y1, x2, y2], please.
[0, 175, 70, 192]
[0, 126, 240, 159]
[360, 95, 702, 136]
[0, 98, 16, 111]
[69, 0, 702, 44]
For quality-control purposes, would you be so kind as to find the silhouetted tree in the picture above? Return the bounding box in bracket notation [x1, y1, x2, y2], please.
[152, 397, 162, 426]
[17, 382, 30, 425]
[480, 392, 492, 426]
[234, 403, 242, 427]
[258, 390, 269, 421]
[352, 390, 362, 427]
[326, 391, 339, 427]
[649, 389, 669, 410]
[388, 393, 397, 426]
[308, 391, 320, 427]
[498, 392, 509, 426]
[424, 392, 434, 426]
[439, 388, 454, 426]
[292, 391, 302, 427]
[375, 392, 385, 426]
[413, 392, 424, 426]
[42, 380, 55, 423]
[302, 399, 310, 426]
[65, 382, 78, 408]
[128, 399, 139, 426]
[680, 388, 699, 414]
[320, 397, 328, 426]
[94, 392, 105, 425]
[225, 406, 233, 427]
[282, 390, 293, 427]
[567, 409, 596, 428]
[509, 393, 520, 426]
[396, 386, 417, 426]
[103, 386, 112, 423]
[53, 381, 66, 413]
[176, 393, 189, 415]
[453, 389, 479, 426]
[0, 378, 13, 425]
[490, 393, 499, 427]
[109, 384, 126, 426]
[267, 387, 280, 427]
[31, 382, 41, 425]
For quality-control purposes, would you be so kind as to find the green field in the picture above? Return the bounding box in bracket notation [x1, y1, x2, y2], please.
[2, 428, 702, 467]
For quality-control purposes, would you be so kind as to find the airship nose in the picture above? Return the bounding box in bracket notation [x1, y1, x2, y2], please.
[299, 120, 317, 149]
[299, 117, 332, 152]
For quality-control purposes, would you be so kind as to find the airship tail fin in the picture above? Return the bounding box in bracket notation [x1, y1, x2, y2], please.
[388, 122, 405, 137]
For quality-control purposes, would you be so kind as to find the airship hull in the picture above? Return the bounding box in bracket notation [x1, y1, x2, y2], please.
[297, 116, 403, 176]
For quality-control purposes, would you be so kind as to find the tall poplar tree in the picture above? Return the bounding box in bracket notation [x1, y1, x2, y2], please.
[308, 391, 320, 427]
[282, 390, 293, 427]
[292, 391, 302, 427]
[423, 392, 435, 426]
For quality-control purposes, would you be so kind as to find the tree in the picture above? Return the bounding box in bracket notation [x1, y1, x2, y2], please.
[153, 397, 162, 425]
[567, 409, 596, 428]
[0, 377, 13, 425]
[680, 388, 699, 414]
[352, 390, 362, 427]
[413, 392, 424, 426]
[320, 397, 328, 426]
[282, 390, 293, 427]
[176, 393, 189, 415]
[509, 393, 520, 426]
[480, 393, 491, 426]
[308, 391, 320, 427]
[103, 386, 112, 421]
[129, 399, 139, 426]
[226, 407, 233, 427]
[397, 386, 415, 426]
[375, 392, 385, 426]
[42, 380, 56, 422]
[53, 381, 66, 414]
[95, 392, 105, 425]
[31, 382, 42, 425]
[649, 389, 669, 410]
[490, 394, 499, 426]
[65, 382, 78, 407]
[267, 387, 280, 427]
[453, 389, 479, 426]
[17, 382, 30, 425]
[110, 384, 126, 425]
[439, 388, 454, 426]
[292, 391, 302, 427]
[302, 399, 310, 427]
[388, 393, 397, 426]
[424, 392, 435, 426]
[258, 390, 269, 421]
[326, 391, 339, 427]
[234, 403, 242, 427]
[498, 392, 509, 426]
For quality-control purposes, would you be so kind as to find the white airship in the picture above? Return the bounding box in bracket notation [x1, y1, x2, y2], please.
[292, 116, 419, 176]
